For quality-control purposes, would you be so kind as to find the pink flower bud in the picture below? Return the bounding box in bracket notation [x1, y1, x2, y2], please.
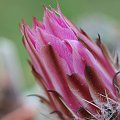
[20, 5, 120, 119]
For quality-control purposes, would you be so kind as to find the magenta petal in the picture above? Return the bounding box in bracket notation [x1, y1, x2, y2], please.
[36, 29, 74, 73]
[85, 65, 117, 104]
[65, 39, 86, 76]
[38, 45, 82, 111]
[67, 40, 85, 76]
[66, 40, 116, 98]
[45, 8, 67, 28]
[23, 26, 56, 90]
[63, 15, 116, 77]
[33, 17, 45, 30]
[48, 90, 77, 119]
[67, 74, 92, 102]
[43, 9, 77, 40]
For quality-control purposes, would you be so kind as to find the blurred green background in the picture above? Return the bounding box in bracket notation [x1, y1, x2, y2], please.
[0, 0, 120, 89]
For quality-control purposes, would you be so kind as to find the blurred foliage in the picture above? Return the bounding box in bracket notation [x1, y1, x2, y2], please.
[0, 0, 120, 89]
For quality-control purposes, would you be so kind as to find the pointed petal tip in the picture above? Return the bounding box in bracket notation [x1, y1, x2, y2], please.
[42, 4, 47, 11]
[56, 1, 61, 11]
[19, 19, 29, 34]
[96, 33, 101, 47]
[80, 28, 91, 40]
[21, 19, 28, 26]
[32, 16, 37, 21]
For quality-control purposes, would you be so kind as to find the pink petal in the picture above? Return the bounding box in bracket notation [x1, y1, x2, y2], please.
[85, 65, 117, 104]
[32, 17, 45, 30]
[43, 9, 77, 40]
[36, 28, 74, 73]
[38, 45, 82, 112]
[66, 40, 116, 99]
